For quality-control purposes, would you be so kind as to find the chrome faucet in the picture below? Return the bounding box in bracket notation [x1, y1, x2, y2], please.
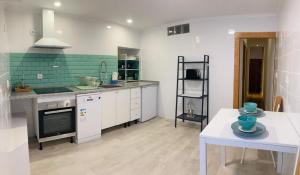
[99, 61, 107, 84]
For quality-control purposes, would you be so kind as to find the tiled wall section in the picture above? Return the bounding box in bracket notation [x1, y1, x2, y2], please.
[276, 0, 300, 112]
[10, 53, 118, 88]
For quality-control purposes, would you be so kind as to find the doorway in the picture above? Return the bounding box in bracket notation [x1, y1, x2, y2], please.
[233, 32, 276, 109]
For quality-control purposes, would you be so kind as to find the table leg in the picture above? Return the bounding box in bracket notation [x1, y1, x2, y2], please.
[277, 152, 283, 174]
[200, 137, 207, 175]
[220, 146, 226, 166]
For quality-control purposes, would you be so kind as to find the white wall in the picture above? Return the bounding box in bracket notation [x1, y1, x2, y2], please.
[140, 14, 278, 119]
[5, 8, 141, 55]
[276, 0, 300, 112]
[0, 4, 11, 128]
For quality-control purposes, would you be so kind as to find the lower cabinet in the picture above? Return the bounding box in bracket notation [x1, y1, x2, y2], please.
[130, 88, 141, 121]
[141, 85, 158, 122]
[101, 86, 158, 129]
[101, 89, 131, 129]
[116, 90, 131, 125]
[101, 91, 117, 129]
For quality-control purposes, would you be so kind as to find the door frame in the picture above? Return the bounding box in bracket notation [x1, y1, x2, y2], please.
[233, 32, 277, 108]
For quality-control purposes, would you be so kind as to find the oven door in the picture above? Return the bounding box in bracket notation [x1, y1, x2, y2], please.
[39, 107, 76, 138]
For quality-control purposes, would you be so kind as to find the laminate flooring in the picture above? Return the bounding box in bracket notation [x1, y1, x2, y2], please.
[29, 117, 278, 175]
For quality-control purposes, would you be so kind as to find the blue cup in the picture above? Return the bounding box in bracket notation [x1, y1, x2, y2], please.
[238, 115, 257, 130]
[244, 102, 257, 113]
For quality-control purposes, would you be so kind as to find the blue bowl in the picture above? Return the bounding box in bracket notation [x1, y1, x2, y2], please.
[244, 102, 257, 113]
[238, 116, 257, 130]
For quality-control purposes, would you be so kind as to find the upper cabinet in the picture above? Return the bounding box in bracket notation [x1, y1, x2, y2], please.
[118, 47, 140, 82]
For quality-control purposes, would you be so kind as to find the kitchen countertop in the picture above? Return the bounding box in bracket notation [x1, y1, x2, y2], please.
[0, 113, 31, 175]
[0, 113, 28, 152]
[10, 80, 159, 100]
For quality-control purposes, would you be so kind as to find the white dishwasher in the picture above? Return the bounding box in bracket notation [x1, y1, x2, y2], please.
[76, 93, 101, 144]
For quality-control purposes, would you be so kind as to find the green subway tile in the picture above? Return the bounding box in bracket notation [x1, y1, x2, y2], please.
[9, 53, 119, 87]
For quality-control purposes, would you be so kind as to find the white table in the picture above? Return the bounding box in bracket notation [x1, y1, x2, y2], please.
[199, 109, 300, 175]
[287, 113, 300, 137]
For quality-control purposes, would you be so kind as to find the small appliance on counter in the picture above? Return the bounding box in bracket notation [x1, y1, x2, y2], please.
[111, 72, 118, 84]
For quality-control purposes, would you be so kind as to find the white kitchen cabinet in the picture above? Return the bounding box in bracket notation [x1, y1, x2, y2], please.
[131, 108, 141, 121]
[101, 89, 130, 129]
[141, 85, 158, 122]
[101, 91, 117, 129]
[130, 88, 141, 121]
[116, 90, 131, 125]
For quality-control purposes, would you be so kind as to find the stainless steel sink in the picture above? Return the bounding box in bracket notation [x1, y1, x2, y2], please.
[99, 84, 122, 88]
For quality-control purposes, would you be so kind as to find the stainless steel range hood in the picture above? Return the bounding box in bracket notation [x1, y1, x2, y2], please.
[34, 9, 71, 49]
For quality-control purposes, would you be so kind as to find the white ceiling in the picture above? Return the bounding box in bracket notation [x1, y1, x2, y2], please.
[6, 0, 280, 29]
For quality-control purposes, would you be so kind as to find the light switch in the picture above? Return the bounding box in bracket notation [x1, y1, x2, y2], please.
[37, 73, 43, 80]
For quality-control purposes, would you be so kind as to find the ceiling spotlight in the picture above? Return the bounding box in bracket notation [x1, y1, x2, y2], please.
[106, 25, 112, 29]
[54, 1, 61, 7]
[126, 19, 133, 24]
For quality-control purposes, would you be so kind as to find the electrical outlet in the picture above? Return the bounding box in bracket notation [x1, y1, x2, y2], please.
[37, 73, 43, 80]
[31, 30, 37, 36]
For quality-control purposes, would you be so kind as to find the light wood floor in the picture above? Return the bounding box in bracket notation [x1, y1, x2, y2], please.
[29, 117, 278, 175]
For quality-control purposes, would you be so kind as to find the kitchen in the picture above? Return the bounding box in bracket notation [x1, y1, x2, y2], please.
[1, 0, 300, 175]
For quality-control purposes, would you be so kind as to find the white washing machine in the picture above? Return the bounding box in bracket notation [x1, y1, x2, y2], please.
[76, 93, 101, 144]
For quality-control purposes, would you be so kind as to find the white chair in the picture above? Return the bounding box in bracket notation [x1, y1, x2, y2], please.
[240, 96, 283, 168]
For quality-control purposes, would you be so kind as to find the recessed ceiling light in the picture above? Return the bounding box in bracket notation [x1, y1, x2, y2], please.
[54, 1, 61, 7]
[126, 19, 133, 24]
[106, 25, 112, 29]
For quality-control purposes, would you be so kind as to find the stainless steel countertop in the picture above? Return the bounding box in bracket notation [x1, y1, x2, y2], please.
[10, 81, 159, 100]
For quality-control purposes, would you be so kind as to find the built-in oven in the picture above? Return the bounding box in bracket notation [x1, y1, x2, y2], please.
[36, 96, 76, 150]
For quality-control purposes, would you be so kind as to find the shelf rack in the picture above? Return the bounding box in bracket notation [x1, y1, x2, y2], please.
[175, 55, 209, 130]
[118, 47, 140, 81]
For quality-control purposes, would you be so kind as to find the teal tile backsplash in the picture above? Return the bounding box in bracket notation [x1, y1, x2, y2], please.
[10, 53, 118, 88]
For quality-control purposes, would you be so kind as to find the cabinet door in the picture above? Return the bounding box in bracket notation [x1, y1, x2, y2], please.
[131, 88, 141, 99]
[101, 91, 116, 129]
[131, 108, 141, 121]
[142, 86, 158, 122]
[116, 89, 131, 125]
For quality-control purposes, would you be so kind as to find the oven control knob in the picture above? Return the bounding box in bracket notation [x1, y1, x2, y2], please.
[66, 102, 69, 107]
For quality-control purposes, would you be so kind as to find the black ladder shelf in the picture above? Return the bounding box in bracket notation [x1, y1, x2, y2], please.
[175, 55, 209, 130]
